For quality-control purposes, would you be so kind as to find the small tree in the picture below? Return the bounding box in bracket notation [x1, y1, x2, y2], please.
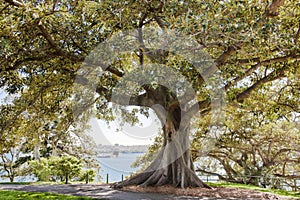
[30, 155, 83, 184]
[29, 158, 52, 181]
[79, 169, 96, 184]
[0, 147, 31, 182]
[50, 155, 82, 184]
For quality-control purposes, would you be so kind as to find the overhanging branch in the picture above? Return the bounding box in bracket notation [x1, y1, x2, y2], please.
[195, 168, 227, 181]
[184, 54, 299, 121]
[225, 54, 300, 90]
[37, 22, 84, 63]
[4, 0, 24, 7]
[76, 74, 154, 108]
[211, 0, 286, 69]
[236, 65, 288, 102]
[215, 43, 243, 67]
[265, 0, 285, 17]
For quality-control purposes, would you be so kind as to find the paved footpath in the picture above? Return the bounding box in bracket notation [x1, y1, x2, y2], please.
[0, 184, 223, 200]
[0, 184, 262, 200]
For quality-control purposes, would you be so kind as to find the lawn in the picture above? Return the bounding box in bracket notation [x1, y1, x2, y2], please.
[0, 190, 97, 200]
[0, 182, 34, 185]
[207, 182, 300, 198]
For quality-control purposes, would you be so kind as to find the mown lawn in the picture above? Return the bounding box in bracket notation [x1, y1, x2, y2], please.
[208, 182, 300, 198]
[0, 190, 97, 200]
[0, 182, 34, 185]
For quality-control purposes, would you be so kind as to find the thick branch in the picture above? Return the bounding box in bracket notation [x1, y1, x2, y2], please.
[106, 66, 124, 77]
[153, 15, 166, 30]
[215, 43, 243, 67]
[277, 103, 300, 112]
[95, 85, 154, 108]
[0, 4, 10, 14]
[272, 148, 299, 164]
[195, 169, 227, 181]
[0, 54, 56, 74]
[209, 155, 238, 179]
[295, 22, 300, 45]
[236, 66, 288, 102]
[265, 0, 285, 17]
[4, 0, 24, 7]
[115, 93, 155, 107]
[274, 174, 300, 179]
[182, 99, 210, 127]
[185, 54, 299, 121]
[76, 72, 154, 108]
[208, 150, 246, 168]
[225, 54, 300, 90]
[37, 22, 84, 62]
[148, 1, 165, 29]
[210, 0, 285, 69]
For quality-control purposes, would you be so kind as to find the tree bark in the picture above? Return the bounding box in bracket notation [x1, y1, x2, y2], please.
[65, 172, 69, 184]
[113, 101, 210, 189]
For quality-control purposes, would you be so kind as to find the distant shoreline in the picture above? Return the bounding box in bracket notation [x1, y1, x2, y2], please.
[97, 144, 148, 155]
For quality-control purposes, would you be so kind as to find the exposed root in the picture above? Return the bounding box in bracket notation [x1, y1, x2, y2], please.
[112, 113, 211, 189]
[112, 146, 211, 189]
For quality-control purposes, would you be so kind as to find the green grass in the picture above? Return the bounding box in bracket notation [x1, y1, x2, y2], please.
[0, 190, 98, 200]
[207, 182, 300, 198]
[0, 182, 34, 185]
[0, 181, 105, 185]
[0, 182, 65, 185]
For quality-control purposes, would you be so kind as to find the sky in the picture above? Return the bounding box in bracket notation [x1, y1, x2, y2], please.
[86, 109, 161, 146]
[0, 88, 161, 146]
[0, 89, 6, 104]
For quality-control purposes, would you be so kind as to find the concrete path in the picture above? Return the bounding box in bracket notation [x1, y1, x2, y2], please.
[0, 184, 244, 200]
[0, 184, 213, 199]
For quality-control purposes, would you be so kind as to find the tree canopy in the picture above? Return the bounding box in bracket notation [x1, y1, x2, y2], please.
[0, 0, 299, 188]
[192, 91, 300, 187]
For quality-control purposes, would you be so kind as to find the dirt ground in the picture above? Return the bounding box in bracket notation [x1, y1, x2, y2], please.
[120, 185, 297, 200]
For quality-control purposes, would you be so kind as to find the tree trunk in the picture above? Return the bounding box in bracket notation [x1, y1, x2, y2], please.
[113, 105, 210, 189]
[9, 166, 14, 183]
[65, 171, 69, 184]
[85, 172, 88, 184]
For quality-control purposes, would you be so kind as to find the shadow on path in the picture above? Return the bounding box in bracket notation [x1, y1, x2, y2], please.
[0, 184, 228, 200]
[3, 183, 290, 200]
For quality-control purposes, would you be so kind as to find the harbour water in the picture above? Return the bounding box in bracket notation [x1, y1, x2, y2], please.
[98, 152, 144, 183]
[0, 152, 144, 183]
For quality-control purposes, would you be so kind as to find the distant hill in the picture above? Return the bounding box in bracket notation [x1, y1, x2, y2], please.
[97, 144, 148, 154]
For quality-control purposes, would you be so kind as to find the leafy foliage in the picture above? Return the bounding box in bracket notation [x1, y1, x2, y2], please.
[0, 0, 299, 188]
[193, 91, 300, 187]
[29, 157, 51, 182]
[29, 155, 93, 184]
[0, 190, 95, 200]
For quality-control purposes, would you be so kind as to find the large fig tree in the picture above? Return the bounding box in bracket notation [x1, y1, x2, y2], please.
[1, 0, 299, 188]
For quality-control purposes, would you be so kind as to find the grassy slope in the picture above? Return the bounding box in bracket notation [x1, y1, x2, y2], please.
[0, 190, 97, 200]
[208, 182, 300, 198]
